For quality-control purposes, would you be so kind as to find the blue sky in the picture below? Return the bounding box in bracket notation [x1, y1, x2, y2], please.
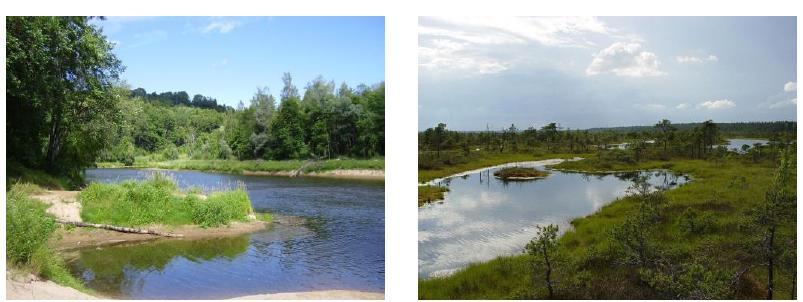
[419, 17, 797, 131]
[93, 17, 384, 106]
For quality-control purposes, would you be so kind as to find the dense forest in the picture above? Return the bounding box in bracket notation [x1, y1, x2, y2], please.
[7, 16, 384, 185]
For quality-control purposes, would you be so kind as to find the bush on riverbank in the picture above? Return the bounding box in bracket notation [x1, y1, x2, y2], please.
[79, 174, 254, 228]
[6, 184, 87, 291]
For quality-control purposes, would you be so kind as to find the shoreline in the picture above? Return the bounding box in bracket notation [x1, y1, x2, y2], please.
[6, 272, 383, 300]
[422, 157, 581, 185]
[133, 167, 385, 180]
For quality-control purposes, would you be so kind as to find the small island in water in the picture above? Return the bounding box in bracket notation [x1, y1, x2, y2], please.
[493, 167, 550, 180]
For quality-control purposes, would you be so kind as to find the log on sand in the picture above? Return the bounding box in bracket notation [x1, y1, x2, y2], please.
[56, 220, 183, 238]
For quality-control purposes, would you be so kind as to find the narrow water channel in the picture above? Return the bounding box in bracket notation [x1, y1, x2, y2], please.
[66, 168, 384, 299]
[418, 161, 688, 278]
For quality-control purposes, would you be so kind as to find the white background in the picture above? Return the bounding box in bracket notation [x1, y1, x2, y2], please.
[2, 1, 802, 301]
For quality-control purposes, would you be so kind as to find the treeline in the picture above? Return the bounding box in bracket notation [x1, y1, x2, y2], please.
[586, 121, 796, 138]
[419, 120, 796, 169]
[130, 88, 230, 112]
[100, 75, 384, 165]
[6, 16, 383, 185]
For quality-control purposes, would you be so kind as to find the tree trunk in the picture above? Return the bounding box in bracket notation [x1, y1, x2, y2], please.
[57, 220, 183, 237]
[542, 245, 554, 298]
[767, 228, 775, 300]
[45, 109, 63, 171]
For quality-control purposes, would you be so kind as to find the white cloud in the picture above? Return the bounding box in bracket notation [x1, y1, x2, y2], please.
[698, 99, 735, 109]
[202, 20, 242, 34]
[420, 16, 613, 48]
[675, 103, 691, 109]
[419, 39, 509, 74]
[634, 103, 667, 111]
[784, 81, 797, 92]
[768, 98, 796, 109]
[676, 54, 718, 64]
[586, 42, 664, 77]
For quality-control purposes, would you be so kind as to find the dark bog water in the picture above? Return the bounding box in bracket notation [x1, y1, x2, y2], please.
[68, 168, 384, 299]
[418, 160, 688, 279]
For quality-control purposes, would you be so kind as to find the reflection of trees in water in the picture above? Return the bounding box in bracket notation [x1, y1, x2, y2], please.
[70, 235, 250, 296]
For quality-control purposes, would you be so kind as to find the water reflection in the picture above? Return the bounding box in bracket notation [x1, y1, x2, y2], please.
[418, 163, 687, 279]
[75, 168, 384, 299]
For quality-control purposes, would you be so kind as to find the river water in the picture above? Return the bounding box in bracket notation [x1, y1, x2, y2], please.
[418, 161, 688, 279]
[66, 168, 384, 299]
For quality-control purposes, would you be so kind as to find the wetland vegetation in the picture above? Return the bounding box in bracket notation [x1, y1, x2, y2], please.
[418, 119, 796, 299]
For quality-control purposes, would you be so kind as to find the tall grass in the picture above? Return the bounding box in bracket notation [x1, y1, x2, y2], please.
[6, 184, 88, 292]
[79, 174, 254, 228]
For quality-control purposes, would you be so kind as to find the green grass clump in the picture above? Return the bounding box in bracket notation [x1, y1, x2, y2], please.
[418, 185, 448, 207]
[79, 174, 254, 228]
[190, 190, 253, 228]
[6, 183, 88, 292]
[7, 186, 57, 264]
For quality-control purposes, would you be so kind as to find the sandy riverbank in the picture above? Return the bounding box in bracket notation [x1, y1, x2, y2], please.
[230, 290, 384, 300]
[6, 272, 97, 300]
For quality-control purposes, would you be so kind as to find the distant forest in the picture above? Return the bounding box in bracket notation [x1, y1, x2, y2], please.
[585, 121, 796, 138]
[130, 88, 229, 112]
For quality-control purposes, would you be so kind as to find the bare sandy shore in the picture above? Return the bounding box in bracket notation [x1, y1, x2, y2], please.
[6, 272, 97, 300]
[229, 290, 384, 300]
[7, 271, 381, 300]
[54, 220, 269, 251]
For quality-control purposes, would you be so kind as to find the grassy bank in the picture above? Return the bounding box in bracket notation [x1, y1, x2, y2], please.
[96, 157, 384, 174]
[7, 161, 72, 190]
[418, 185, 448, 207]
[6, 184, 89, 293]
[419, 151, 585, 183]
[419, 157, 795, 299]
[80, 174, 254, 228]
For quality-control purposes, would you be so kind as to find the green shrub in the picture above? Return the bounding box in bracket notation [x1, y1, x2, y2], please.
[190, 189, 252, 228]
[6, 187, 57, 265]
[678, 208, 715, 235]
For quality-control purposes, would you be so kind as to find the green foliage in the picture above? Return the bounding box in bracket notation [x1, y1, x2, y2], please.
[79, 174, 253, 227]
[418, 185, 448, 206]
[190, 189, 252, 228]
[678, 208, 716, 235]
[639, 259, 734, 299]
[6, 185, 57, 265]
[524, 224, 560, 298]
[7, 16, 123, 181]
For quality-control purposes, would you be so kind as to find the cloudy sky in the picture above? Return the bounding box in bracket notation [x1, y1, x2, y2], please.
[419, 17, 796, 131]
[93, 17, 384, 106]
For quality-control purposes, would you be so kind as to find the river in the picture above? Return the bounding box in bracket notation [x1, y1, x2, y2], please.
[65, 168, 384, 299]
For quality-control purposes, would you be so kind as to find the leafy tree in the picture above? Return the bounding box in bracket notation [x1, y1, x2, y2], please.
[7, 16, 123, 181]
[249, 87, 276, 158]
[745, 150, 796, 299]
[525, 224, 560, 298]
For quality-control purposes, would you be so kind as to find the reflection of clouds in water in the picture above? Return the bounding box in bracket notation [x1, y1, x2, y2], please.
[419, 169, 687, 279]
[452, 190, 508, 209]
[420, 216, 568, 278]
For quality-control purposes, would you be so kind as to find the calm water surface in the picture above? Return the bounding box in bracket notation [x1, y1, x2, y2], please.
[418, 161, 687, 278]
[720, 138, 769, 153]
[68, 168, 384, 299]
